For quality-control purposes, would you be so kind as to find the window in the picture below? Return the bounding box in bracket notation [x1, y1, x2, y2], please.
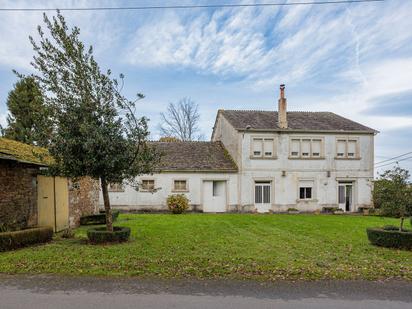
[108, 182, 124, 192]
[251, 137, 275, 158]
[299, 180, 314, 200]
[291, 139, 300, 157]
[213, 181, 225, 196]
[301, 139, 310, 157]
[263, 139, 274, 157]
[252, 138, 263, 157]
[312, 139, 321, 157]
[173, 180, 187, 191]
[141, 179, 155, 191]
[255, 182, 271, 204]
[336, 138, 359, 159]
[289, 137, 324, 159]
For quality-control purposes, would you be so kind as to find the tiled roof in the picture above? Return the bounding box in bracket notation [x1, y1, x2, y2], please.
[0, 138, 52, 166]
[220, 110, 377, 133]
[151, 141, 237, 172]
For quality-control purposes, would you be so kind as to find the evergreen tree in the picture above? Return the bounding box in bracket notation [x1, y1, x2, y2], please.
[28, 11, 159, 231]
[2, 76, 52, 147]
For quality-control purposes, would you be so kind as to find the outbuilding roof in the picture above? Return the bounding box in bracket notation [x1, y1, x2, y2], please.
[0, 138, 52, 166]
[219, 110, 377, 133]
[152, 141, 237, 172]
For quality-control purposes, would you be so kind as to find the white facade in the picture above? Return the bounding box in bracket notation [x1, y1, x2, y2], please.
[101, 109, 376, 213]
[102, 172, 238, 212]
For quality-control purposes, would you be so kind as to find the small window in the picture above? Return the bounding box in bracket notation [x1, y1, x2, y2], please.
[174, 180, 187, 191]
[299, 180, 313, 200]
[252, 138, 263, 157]
[312, 139, 321, 157]
[291, 139, 300, 157]
[213, 181, 219, 196]
[108, 182, 124, 192]
[347, 140, 357, 157]
[301, 139, 310, 157]
[337, 140, 346, 157]
[141, 179, 155, 191]
[299, 187, 312, 199]
[263, 139, 274, 157]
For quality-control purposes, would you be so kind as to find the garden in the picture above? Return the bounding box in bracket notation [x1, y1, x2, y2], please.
[1, 214, 411, 281]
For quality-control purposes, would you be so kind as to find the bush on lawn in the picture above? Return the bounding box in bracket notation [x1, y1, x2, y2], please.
[0, 226, 53, 251]
[167, 194, 189, 214]
[87, 226, 130, 244]
[366, 227, 412, 250]
[372, 167, 412, 225]
[80, 210, 120, 225]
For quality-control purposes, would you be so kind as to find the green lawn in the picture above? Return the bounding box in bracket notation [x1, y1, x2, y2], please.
[0, 214, 411, 281]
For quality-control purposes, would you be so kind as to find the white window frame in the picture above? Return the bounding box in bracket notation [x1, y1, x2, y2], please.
[250, 136, 277, 159]
[289, 137, 325, 159]
[172, 179, 189, 192]
[140, 179, 155, 192]
[335, 137, 360, 159]
[297, 179, 315, 201]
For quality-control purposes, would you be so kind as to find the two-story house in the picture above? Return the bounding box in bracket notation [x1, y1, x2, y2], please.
[102, 85, 377, 213]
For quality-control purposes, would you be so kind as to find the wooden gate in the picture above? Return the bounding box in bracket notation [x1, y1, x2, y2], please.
[37, 176, 69, 232]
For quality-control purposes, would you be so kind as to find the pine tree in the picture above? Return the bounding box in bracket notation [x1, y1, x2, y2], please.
[2, 76, 53, 147]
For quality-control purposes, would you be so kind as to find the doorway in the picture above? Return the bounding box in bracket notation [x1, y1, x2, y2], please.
[338, 182, 353, 212]
[255, 181, 271, 213]
[202, 180, 227, 212]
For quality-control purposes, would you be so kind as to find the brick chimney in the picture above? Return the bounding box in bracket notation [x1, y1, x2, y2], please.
[278, 84, 288, 129]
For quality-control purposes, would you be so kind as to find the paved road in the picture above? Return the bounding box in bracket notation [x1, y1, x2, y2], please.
[0, 275, 411, 309]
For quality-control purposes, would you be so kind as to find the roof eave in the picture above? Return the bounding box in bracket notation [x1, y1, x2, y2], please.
[236, 128, 378, 134]
[156, 169, 238, 173]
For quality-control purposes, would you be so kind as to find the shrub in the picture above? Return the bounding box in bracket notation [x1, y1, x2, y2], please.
[80, 210, 120, 225]
[0, 226, 53, 251]
[87, 226, 130, 244]
[366, 227, 412, 250]
[167, 194, 189, 214]
[372, 167, 412, 220]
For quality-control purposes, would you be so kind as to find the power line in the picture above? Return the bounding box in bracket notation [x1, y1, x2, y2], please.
[375, 156, 412, 169]
[374, 151, 412, 165]
[0, 0, 385, 12]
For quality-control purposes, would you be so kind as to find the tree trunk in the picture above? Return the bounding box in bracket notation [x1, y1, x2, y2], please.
[400, 217, 404, 232]
[101, 177, 113, 232]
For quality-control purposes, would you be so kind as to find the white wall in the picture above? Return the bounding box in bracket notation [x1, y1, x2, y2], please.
[101, 172, 238, 211]
[238, 132, 375, 211]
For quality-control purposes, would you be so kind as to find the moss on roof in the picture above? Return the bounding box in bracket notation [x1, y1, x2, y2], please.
[0, 138, 53, 166]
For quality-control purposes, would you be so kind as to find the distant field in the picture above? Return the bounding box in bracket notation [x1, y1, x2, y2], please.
[0, 214, 411, 281]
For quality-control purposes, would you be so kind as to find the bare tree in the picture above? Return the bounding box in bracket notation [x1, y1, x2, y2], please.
[159, 98, 203, 141]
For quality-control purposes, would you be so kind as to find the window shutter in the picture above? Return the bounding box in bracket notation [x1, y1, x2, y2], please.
[347, 140, 357, 157]
[301, 139, 310, 157]
[311, 139, 321, 157]
[253, 138, 263, 157]
[291, 139, 300, 156]
[337, 140, 346, 157]
[263, 139, 274, 157]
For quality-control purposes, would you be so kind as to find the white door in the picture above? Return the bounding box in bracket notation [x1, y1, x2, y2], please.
[202, 180, 227, 212]
[338, 183, 353, 212]
[255, 182, 271, 213]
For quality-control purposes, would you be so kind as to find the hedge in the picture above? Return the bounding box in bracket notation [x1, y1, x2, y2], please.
[80, 210, 120, 225]
[366, 227, 412, 250]
[87, 226, 130, 244]
[0, 226, 53, 251]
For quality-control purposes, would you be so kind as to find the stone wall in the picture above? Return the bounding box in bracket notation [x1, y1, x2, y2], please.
[0, 160, 39, 230]
[68, 177, 99, 227]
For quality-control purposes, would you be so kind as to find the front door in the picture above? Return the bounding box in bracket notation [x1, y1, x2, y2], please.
[338, 183, 353, 212]
[202, 180, 227, 212]
[255, 181, 271, 213]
